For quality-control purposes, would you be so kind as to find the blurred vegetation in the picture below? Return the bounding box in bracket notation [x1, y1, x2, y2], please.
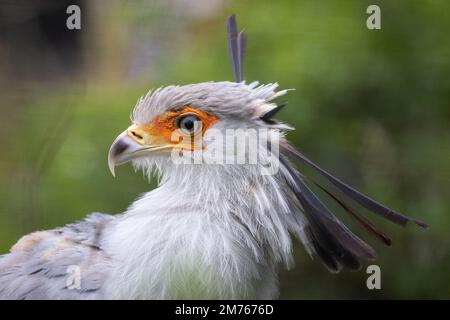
[0, 0, 449, 298]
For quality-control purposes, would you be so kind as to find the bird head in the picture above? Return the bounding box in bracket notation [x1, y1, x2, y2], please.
[107, 81, 289, 177]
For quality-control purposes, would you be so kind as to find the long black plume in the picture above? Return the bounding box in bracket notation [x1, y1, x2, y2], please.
[300, 172, 392, 246]
[281, 141, 428, 229]
[227, 15, 246, 82]
[227, 15, 240, 82]
[280, 156, 377, 265]
[261, 103, 287, 124]
[237, 31, 246, 82]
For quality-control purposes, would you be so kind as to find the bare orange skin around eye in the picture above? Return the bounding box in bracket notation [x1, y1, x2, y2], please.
[143, 107, 218, 149]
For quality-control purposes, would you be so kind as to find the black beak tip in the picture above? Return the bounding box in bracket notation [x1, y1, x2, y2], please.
[111, 140, 129, 158]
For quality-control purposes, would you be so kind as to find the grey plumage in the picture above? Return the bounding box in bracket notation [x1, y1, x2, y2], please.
[0, 213, 113, 299]
[131, 81, 287, 125]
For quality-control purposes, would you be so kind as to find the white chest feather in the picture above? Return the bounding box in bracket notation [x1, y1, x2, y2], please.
[103, 161, 305, 299]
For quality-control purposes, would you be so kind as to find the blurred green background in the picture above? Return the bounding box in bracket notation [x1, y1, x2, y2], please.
[0, 0, 449, 298]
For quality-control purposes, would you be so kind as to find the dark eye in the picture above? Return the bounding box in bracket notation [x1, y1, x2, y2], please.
[175, 113, 202, 135]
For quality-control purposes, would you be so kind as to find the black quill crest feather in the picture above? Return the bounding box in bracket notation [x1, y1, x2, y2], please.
[227, 15, 246, 82]
[280, 142, 428, 229]
[279, 141, 427, 271]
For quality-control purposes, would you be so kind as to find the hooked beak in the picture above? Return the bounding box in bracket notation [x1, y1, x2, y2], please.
[107, 125, 172, 177]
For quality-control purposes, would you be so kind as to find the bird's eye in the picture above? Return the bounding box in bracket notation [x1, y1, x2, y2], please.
[175, 113, 202, 135]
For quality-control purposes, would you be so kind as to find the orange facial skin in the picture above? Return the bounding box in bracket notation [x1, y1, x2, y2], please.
[128, 106, 218, 151]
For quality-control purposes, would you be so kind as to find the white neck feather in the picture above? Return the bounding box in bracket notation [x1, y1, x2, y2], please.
[105, 134, 306, 299]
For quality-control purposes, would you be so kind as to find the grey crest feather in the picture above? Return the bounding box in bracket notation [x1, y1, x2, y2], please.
[227, 15, 246, 82]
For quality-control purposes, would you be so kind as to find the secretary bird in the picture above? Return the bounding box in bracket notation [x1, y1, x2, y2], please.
[0, 15, 426, 299]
